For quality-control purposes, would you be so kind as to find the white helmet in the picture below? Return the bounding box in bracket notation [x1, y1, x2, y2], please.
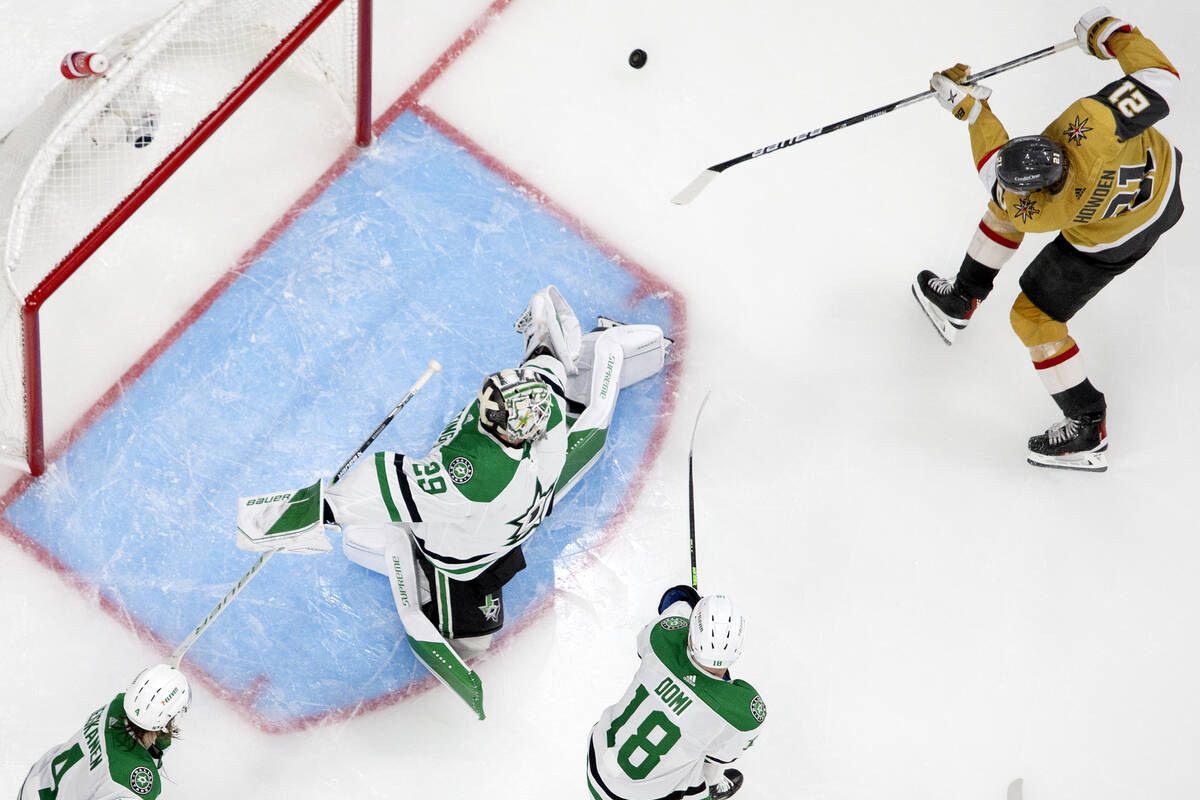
[688, 595, 745, 671]
[478, 368, 553, 442]
[123, 664, 191, 732]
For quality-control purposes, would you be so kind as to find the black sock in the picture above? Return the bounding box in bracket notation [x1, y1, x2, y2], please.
[1051, 379, 1106, 418]
[954, 254, 1000, 301]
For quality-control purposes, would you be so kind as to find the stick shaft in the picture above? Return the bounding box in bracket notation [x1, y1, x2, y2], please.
[688, 393, 711, 590]
[171, 550, 274, 666]
[332, 360, 442, 483]
[170, 359, 443, 667]
[671, 38, 1077, 204]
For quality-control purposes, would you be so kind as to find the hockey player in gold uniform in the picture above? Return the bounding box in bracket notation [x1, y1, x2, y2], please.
[912, 6, 1183, 471]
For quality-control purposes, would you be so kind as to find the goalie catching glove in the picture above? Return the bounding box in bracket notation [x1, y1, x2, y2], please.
[930, 63, 991, 125]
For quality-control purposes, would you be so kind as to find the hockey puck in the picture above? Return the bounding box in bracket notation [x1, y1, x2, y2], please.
[628, 49, 647, 69]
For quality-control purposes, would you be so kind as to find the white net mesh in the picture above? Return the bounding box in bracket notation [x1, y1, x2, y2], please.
[0, 0, 360, 468]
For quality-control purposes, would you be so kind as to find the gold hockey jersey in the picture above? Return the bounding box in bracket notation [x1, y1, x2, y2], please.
[965, 28, 1180, 252]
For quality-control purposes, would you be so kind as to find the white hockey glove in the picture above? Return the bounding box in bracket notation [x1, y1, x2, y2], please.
[930, 64, 991, 125]
[236, 480, 331, 554]
[1075, 6, 1132, 60]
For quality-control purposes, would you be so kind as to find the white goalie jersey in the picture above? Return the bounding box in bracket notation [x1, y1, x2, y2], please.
[587, 602, 766, 800]
[329, 354, 571, 581]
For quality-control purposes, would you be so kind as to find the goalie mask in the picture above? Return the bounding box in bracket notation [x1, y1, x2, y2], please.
[995, 135, 1068, 195]
[478, 368, 553, 443]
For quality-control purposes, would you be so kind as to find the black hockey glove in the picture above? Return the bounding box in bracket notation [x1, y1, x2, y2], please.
[658, 584, 701, 613]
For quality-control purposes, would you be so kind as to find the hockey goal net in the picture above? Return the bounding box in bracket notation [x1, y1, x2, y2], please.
[0, 0, 372, 475]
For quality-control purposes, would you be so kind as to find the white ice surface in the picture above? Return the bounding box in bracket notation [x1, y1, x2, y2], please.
[3, 1, 1200, 799]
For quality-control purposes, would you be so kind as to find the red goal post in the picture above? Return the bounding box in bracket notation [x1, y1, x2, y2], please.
[0, 0, 373, 476]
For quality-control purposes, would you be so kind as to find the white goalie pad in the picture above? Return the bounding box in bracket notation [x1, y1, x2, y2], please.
[342, 523, 392, 575]
[381, 527, 485, 718]
[565, 324, 667, 405]
[236, 480, 331, 554]
[516, 285, 582, 374]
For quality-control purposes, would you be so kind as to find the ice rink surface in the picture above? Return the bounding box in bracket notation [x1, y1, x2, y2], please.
[3, 1, 1200, 799]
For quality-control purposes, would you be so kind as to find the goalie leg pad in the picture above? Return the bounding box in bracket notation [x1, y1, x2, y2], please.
[515, 285, 582, 373]
[342, 523, 397, 576]
[565, 324, 667, 404]
[382, 528, 486, 719]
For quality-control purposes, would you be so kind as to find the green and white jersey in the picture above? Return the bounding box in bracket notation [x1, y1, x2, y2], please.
[20, 694, 168, 800]
[587, 602, 766, 800]
[330, 355, 578, 581]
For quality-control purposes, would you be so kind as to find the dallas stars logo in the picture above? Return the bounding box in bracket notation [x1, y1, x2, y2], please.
[478, 593, 501, 622]
[505, 479, 555, 545]
[1012, 197, 1040, 223]
[1063, 115, 1092, 145]
[750, 695, 767, 724]
[448, 456, 473, 485]
[129, 766, 155, 796]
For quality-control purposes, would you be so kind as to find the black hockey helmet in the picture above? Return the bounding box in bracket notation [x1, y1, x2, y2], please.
[995, 135, 1068, 195]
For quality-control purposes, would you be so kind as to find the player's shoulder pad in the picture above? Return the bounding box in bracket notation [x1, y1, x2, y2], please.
[656, 613, 692, 632]
[103, 695, 164, 799]
[717, 678, 767, 733]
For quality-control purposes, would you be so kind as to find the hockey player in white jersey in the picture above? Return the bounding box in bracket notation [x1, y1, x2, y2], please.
[237, 287, 669, 659]
[18, 664, 191, 800]
[588, 588, 765, 800]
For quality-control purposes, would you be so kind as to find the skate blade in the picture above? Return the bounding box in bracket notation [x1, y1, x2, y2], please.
[911, 281, 963, 346]
[1026, 446, 1108, 472]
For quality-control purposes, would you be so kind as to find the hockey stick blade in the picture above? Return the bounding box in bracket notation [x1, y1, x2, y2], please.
[671, 169, 720, 206]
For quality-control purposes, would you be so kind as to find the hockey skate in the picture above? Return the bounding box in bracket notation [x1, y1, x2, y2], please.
[1026, 412, 1108, 472]
[912, 270, 978, 346]
[710, 768, 744, 800]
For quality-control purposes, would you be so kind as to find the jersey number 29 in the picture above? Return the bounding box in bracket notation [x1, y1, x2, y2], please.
[605, 684, 682, 780]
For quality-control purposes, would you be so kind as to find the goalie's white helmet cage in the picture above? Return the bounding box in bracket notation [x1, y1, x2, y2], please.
[0, 0, 373, 475]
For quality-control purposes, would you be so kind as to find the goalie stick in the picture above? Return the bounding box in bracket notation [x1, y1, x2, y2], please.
[670, 37, 1078, 205]
[170, 359, 443, 668]
[688, 392, 712, 591]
